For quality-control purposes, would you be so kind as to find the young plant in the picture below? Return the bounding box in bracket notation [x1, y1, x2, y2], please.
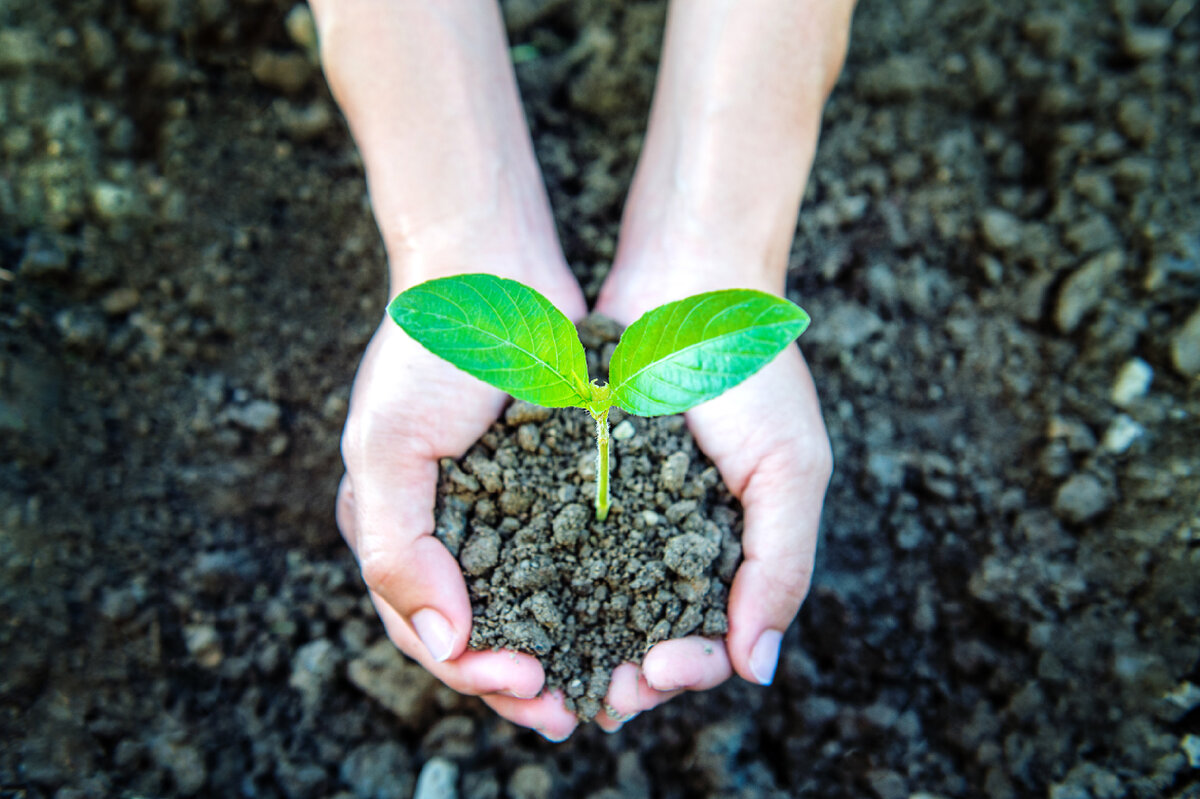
[387, 274, 810, 521]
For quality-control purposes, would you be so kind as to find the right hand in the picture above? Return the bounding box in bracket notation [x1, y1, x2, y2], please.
[337, 268, 587, 741]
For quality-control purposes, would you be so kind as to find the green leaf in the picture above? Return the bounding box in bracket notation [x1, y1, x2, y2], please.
[387, 274, 590, 408]
[608, 289, 810, 417]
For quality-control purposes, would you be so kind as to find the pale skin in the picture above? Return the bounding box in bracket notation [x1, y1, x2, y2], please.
[311, 0, 855, 740]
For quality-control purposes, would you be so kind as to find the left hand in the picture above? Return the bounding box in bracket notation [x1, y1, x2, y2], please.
[591, 267, 833, 731]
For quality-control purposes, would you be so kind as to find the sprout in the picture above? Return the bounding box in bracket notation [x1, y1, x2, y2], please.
[388, 274, 810, 520]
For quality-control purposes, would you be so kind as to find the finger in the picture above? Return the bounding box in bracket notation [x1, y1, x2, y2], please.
[373, 593, 545, 699]
[595, 640, 731, 733]
[641, 636, 732, 692]
[684, 348, 831, 686]
[335, 474, 359, 550]
[346, 446, 475, 663]
[724, 368, 830, 686]
[343, 444, 545, 699]
[599, 663, 682, 730]
[594, 710, 626, 734]
[481, 691, 579, 742]
[725, 439, 829, 685]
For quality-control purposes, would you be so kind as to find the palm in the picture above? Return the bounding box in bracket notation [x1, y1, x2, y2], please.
[349, 322, 508, 462]
[338, 318, 581, 741]
[593, 279, 831, 729]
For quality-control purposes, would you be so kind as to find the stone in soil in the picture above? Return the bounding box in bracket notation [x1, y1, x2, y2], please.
[1170, 306, 1200, 377]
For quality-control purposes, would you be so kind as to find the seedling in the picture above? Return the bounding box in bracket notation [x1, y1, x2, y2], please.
[388, 274, 810, 521]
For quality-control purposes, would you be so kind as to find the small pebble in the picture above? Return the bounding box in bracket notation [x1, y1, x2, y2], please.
[659, 451, 690, 493]
[100, 287, 140, 316]
[611, 419, 635, 441]
[1115, 97, 1155, 144]
[1064, 215, 1118, 256]
[980, 208, 1022, 252]
[1170, 307, 1200, 378]
[1055, 251, 1122, 333]
[225, 399, 282, 433]
[1102, 415, 1143, 454]
[498, 489, 532, 515]
[551, 503, 588, 548]
[1122, 26, 1171, 60]
[505, 400, 552, 425]
[460, 526, 500, 576]
[340, 742, 411, 799]
[184, 624, 222, 668]
[663, 533, 718, 578]
[250, 50, 313, 94]
[91, 182, 140, 222]
[517, 423, 540, 452]
[288, 638, 338, 708]
[413, 757, 458, 799]
[507, 763, 553, 799]
[1053, 473, 1109, 523]
[18, 235, 70, 278]
[0, 29, 49, 69]
[150, 737, 208, 795]
[284, 4, 318, 55]
[1183, 735, 1200, 769]
[1110, 358, 1153, 407]
[273, 99, 333, 142]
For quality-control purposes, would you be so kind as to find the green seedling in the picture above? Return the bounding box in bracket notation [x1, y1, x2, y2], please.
[387, 274, 810, 521]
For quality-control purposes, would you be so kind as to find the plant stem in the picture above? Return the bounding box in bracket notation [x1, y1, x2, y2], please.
[592, 407, 611, 521]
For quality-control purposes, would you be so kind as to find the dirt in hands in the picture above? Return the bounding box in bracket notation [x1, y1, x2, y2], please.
[435, 317, 740, 719]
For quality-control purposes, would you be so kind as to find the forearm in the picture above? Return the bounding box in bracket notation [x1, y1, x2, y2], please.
[613, 0, 856, 297]
[309, 0, 566, 289]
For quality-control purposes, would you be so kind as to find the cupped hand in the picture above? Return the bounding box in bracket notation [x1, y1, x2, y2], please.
[592, 269, 832, 731]
[337, 270, 586, 741]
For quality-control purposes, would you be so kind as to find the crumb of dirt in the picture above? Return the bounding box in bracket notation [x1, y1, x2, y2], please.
[438, 316, 740, 719]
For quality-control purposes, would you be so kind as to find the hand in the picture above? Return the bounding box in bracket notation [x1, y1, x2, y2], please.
[592, 267, 833, 731]
[337, 270, 587, 742]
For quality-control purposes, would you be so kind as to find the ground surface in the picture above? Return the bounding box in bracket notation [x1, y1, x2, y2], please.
[2, 0, 1199, 797]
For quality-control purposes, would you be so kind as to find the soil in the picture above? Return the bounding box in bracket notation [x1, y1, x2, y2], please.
[2, 0, 1200, 797]
[440, 317, 738, 720]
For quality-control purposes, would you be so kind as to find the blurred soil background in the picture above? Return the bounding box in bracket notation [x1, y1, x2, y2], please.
[1, 0, 1199, 796]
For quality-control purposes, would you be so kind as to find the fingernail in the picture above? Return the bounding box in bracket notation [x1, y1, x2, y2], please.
[642, 663, 675, 692]
[501, 688, 540, 700]
[749, 629, 783, 685]
[411, 608, 455, 663]
[538, 727, 574, 743]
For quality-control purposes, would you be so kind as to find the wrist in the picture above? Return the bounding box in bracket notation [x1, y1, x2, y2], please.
[598, 237, 788, 327]
[312, 0, 574, 304]
[385, 231, 587, 323]
[381, 200, 568, 293]
[600, 0, 855, 325]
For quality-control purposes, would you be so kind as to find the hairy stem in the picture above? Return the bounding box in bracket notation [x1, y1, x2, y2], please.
[592, 407, 611, 521]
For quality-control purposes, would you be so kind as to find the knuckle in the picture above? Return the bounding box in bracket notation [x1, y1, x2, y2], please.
[778, 432, 833, 488]
[751, 556, 812, 614]
[358, 549, 401, 595]
[782, 568, 814, 609]
[808, 437, 834, 484]
[339, 416, 367, 470]
[432, 671, 480, 697]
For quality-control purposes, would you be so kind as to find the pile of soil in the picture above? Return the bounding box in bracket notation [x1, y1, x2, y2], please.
[2, 0, 1198, 796]
[437, 318, 738, 719]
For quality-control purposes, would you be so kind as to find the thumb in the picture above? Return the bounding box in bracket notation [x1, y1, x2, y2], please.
[685, 348, 832, 686]
[725, 445, 829, 685]
[341, 453, 472, 663]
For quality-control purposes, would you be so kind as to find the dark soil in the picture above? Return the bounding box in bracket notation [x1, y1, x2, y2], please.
[2, 0, 1199, 797]
[440, 317, 738, 720]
